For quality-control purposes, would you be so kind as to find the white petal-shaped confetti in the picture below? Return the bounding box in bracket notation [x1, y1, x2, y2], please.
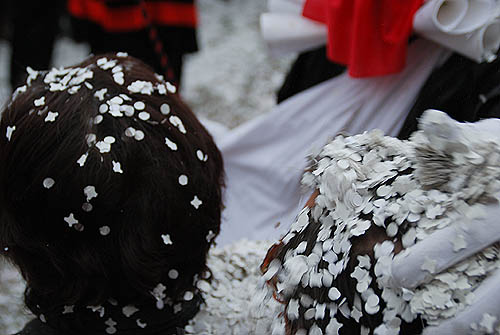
[44, 111, 58, 122]
[64, 213, 78, 228]
[161, 234, 173, 245]
[84, 185, 98, 201]
[6, 126, 15, 141]
[104, 136, 116, 144]
[138, 112, 150, 121]
[112, 161, 123, 173]
[43, 178, 55, 189]
[191, 196, 202, 209]
[134, 130, 144, 141]
[178, 175, 188, 186]
[96, 141, 111, 153]
[160, 104, 170, 115]
[165, 137, 177, 151]
[169, 116, 186, 134]
[168, 269, 179, 279]
[134, 101, 145, 110]
[77, 153, 88, 167]
[100, 226, 111, 236]
[34, 97, 45, 107]
[122, 305, 139, 318]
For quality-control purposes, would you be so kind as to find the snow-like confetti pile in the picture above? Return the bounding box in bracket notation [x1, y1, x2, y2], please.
[185, 239, 282, 334]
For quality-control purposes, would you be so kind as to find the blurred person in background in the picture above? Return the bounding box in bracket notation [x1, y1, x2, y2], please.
[67, 0, 198, 85]
[7, 0, 66, 90]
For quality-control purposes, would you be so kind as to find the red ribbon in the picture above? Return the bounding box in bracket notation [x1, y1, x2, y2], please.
[303, 0, 424, 77]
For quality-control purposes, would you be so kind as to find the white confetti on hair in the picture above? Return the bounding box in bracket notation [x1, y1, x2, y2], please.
[166, 82, 176, 94]
[191, 196, 202, 209]
[134, 101, 145, 110]
[178, 175, 188, 186]
[116, 52, 128, 57]
[122, 305, 139, 318]
[64, 213, 79, 228]
[77, 152, 88, 167]
[6, 126, 16, 141]
[100, 226, 111, 236]
[44, 111, 59, 123]
[168, 269, 179, 279]
[94, 88, 107, 101]
[125, 127, 136, 137]
[83, 185, 98, 201]
[169, 116, 186, 134]
[165, 137, 178, 151]
[43, 178, 55, 189]
[138, 112, 150, 121]
[112, 161, 124, 174]
[160, 104, 170, 115]
[161, 234, 173, 245]
[95, 141, 111, 153]
[134, 130, 145, 141]
[34, 96, 45, 107]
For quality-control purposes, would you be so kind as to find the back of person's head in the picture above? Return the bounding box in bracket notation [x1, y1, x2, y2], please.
[0, 54, 224, 329]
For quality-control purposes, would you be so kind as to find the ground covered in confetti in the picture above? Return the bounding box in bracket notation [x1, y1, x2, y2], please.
[0, 0, 293, 332]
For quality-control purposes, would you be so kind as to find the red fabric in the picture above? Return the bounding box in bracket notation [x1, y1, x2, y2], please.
[303, 0, 424, 77]
[68, 0, 197, 32]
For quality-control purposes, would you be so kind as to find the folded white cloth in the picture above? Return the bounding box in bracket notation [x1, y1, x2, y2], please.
[413, 0, 500, 63]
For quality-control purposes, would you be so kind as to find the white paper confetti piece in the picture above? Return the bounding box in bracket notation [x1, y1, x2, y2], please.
[196, 150, 205, 161]
[160, 104, 170, 115]
[84, 185, 98, 201]
[168, 269, 179, 279]
[169, 116, 186, 134]
[100, 226, 111, 236]
[94, 115, 103, 124]
[96, 141, 111, 153]
[165, 137, 178, 151]
[136, 319, 147, 328]
[134, 130, 144, 141]
[328, 287, 341, 301]
[63, 305, 74, 314]
[77, 153, 88, 167]
[134, 101, 145, 110]
[43, 178, 55, 189]
[122, 305, 139, 318]
[99, 104, 108, 114]
[34, 96, 45, 107]
[125, 127, 136, 137]
[191, 196, 202, 209]
[44, 111, 59, 122]
[94, 88, 107, 101]
[112, 161, 123, 174]
[178, 175, 188, 186]
[157, 84, 166, 95]
[82, 203, 93, 212]
[104, 136, 116, 144]
[166, 82, 176, 93]
[6, 126, 15, 141]
[138, 112, 150, 121]
[161, 234, 173, 245]
[64, 213, 78, 228]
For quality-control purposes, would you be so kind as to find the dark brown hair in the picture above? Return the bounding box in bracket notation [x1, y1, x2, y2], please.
[0, 54, 224, 314]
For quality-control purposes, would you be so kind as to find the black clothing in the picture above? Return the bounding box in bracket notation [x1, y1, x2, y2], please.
[276, 42, 500, 139]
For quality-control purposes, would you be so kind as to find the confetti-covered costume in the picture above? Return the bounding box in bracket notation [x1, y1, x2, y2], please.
[262, 110, 500, 334]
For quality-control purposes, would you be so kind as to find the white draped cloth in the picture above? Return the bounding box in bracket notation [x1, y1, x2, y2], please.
[208, 39, 449, 246]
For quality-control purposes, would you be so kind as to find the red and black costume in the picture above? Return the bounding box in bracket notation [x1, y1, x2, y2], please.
[68, 0, 198, 83]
